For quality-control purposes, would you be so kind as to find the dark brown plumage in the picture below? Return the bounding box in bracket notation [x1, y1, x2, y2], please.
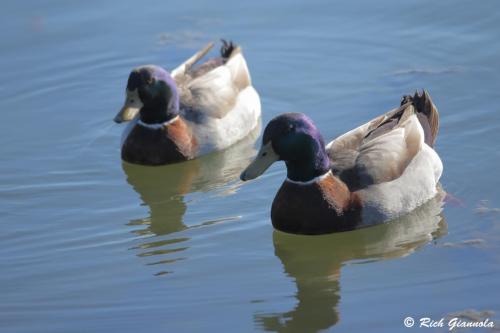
[121, 118, 197, 165]
[271, 175, 363, 234]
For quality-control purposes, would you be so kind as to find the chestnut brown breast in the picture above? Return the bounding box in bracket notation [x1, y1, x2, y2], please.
[271, 175, 362, 234]
[121, 119, 198, 165]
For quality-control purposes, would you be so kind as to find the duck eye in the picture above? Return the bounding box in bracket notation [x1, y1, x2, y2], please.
[261, 152, 268, 157]
[130, 99, 135, 103]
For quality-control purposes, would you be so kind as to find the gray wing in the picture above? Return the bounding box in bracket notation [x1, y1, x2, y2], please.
[174, 44, 252, 120]
[327, 103, 424, 191]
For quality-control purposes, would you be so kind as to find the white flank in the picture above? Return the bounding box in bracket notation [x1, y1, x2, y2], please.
[358, 143, 443, 225]
[187, 86, 261, 155]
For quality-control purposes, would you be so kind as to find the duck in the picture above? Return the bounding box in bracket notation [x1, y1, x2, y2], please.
[240, 91, 442, 235]
[114, 40, 261, 165]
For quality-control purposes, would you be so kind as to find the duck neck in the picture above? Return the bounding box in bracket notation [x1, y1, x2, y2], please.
[285, 145, 331, 183]
[139, 96, 179, 125]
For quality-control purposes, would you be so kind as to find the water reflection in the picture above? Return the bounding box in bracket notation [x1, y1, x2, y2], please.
[122, 124, 260, 271]
[255, 192, 447, 333]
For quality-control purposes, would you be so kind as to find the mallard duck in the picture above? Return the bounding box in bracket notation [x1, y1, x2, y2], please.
[114, 40, 261, 165]
[240, 91, 442, 234]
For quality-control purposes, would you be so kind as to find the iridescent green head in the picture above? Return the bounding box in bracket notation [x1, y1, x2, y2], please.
[114, 65, 179, 124]
[241, 113, 331, 182]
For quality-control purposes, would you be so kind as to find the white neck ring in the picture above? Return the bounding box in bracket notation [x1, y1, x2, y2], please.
[137, 115, 179, 129]
[286, 170, 332, 185]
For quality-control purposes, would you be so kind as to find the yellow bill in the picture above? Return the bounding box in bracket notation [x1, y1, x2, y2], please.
[114, 89, 142, 123]
[240, 142, 279, 181]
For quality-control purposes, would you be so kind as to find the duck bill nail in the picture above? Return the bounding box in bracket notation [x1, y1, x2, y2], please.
[240, 143, 278, 181]
[113, 114, 124, 123]
[114, 106, 138, 123]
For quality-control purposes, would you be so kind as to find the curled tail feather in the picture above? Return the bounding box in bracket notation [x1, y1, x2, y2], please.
[401, 90, 440, 147]
[220, 39, 241, 59]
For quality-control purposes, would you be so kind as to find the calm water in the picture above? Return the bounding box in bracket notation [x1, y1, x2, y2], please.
[1, 1, 500, 332]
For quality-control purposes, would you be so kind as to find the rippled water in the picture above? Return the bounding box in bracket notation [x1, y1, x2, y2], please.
[1, 0, 499, 332]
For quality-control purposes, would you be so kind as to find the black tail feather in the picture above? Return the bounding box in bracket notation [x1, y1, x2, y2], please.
[401, 90, 440, 147]
[220, 39, 236, 59]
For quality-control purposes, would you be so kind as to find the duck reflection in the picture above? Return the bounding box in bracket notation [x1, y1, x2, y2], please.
[255, 191, 447, 333]
[123, 124, 260, 269]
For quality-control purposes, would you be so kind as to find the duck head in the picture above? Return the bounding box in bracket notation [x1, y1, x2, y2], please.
[114, 65, 179, 124]
[241, 113, 331, 182]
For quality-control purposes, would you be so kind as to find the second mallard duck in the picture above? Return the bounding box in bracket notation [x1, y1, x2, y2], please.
[241, 91, 442, 234]
[115, 40, 261, 165]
